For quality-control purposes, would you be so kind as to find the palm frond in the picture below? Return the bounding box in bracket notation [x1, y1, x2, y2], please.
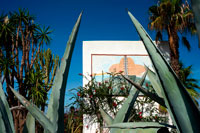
[182, 36, 191, 51]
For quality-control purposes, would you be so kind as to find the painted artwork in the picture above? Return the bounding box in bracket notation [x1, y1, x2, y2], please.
[91, 54, 153, 82]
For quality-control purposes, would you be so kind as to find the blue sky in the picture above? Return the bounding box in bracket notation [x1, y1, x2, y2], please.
[1, 0, 200, 105]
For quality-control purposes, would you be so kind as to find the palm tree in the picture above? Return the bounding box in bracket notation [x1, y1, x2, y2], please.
[25, 66, 47, 108]
[179, 63, 200, 105]
[0, 8, 55, 132]
[148, 0, 196, 76]
[30, 25, 53, 68]
[0, 13, 16, 105]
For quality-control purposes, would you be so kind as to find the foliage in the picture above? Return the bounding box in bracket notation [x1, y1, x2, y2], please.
[24, 48, 60, 110]
[70, 72, 127, 125]
[128, 10, 200, 132]
[191, 0, 200, 47]
[0, 8, 57, 106]
[70, 72, 168, 132]
[148, 0, 196, 76]
[179, 62, 200, 105]
[0, 9, 82, 133]
[10, 11, 83, 133]
[24, 66, 47, 108]
[64, 106, 83, 133]
[128, 96, 168, 123]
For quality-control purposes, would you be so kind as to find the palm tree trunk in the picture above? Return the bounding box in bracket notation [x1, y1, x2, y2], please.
[19, 25, 26, 96]
[167, 25, 180, 76]
[16, 26, 20, 80]
[30, 43, 41, 69]
[0, 49, 2, 80]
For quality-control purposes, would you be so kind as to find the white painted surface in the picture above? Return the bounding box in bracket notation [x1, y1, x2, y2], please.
[83, 41, 149, 85]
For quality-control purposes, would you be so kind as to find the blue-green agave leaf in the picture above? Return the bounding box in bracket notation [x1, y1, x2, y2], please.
[10, 88, 54, 132]
[109, 72, 147, 133]
[113, 71, 147, 124]
[0, 111, 6, 133]
[107, 122, 176, 133]
[107, 122, 176, 129]
[99, 107, 113, 125]
[46, 11, 83, 133]
[0, 83, 15, 133]
[106, 128, 159, 133]
[145, 66, 163, 98]
[23, 112, 35, 133]
[122, 75, 166, 108]
[128, 10, 200, 132]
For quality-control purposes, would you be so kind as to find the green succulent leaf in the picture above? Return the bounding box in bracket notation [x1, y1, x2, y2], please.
[127, 10, 200, 132]
[122, 75, 166, 108]
[10, 88, 54, 132]
[107, 128, 160, 133]
[23, 112, 35, 133]
[99, 107, 113, 125]
[113, 71, 147, 124]
[0, 83, 15, 133]
[0, 111, 6, 133]
[46, 11, 83, 133]
[145, 66, 163, 98]
[107, 122, 176, 129]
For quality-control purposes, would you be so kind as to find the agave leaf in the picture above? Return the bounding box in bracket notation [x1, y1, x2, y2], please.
[107, 122, 176, 129]
[0, 98, 13, 133]
[107, 122, 175, 133]
[23, 112, 35, 133]
[128, 10, 200, 132]
[0, 83, 15, 133]
[122, 75, 166, 108]
[0, 111, 6, 133]
[46, 11, 83, 132]
[145, 66, 163, 98]
[109, 72, 147, 133]
[107, 128, 159, 133]
[99, 107, 113, 125]
[10, 88, 54, 132]
[113, 71, 147, 124]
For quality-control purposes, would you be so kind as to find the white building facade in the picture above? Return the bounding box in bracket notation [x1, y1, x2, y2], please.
[82, 41, 171, 133]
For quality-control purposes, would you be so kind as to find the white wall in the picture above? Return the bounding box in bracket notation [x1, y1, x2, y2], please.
[82, 41, 171, 133]
[83, 41, 149, 85]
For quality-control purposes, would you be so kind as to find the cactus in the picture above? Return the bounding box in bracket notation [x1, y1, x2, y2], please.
[1, 82, 36, 133]
[11, 88, 54, 132]
[45, 11, 83, 133]
[0, 12, 83, 133]
[107, 122, 176, 129]
[38, 48, 59, 91]
[122, 75, 166, 108]
[100, 72, 150, 132]
[10, 11, 83, 133]
[113, 71, 147, 124]
[22, 113, 35, 133]
[100, 10, 199, 133]
[127, 10, 200, 132]
[0, 83, 15, 133]
[145, 66, 163, 98]
[0, 110, 6, 133]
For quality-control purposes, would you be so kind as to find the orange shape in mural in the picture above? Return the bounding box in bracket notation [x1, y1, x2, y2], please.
[109, 57, 145, 76]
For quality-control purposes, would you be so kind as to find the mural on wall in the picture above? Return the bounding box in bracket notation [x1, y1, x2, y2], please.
[91, 54, 153, 82]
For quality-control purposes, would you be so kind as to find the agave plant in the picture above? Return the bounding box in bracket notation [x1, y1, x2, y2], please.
[0, 82, 15, 133]
[99, 10, 200, 133]
[0, 12, 83, 133]
[127, 10, 200, 133]
[100, 71, 175, 133]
